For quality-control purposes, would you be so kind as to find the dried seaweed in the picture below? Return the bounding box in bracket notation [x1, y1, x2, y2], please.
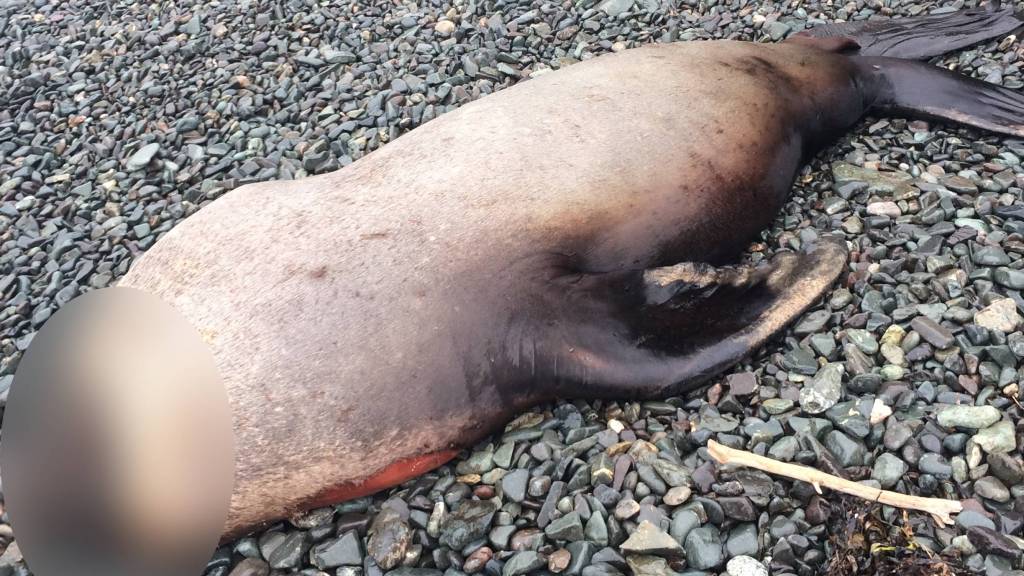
[825, 497, 968, 576]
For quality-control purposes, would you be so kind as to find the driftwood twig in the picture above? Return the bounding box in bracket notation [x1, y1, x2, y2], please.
[706, 440, 962, 525]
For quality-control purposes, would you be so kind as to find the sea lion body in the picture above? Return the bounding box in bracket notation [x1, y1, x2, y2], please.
[118, 5, 1024, 537]
[122, 41, 860, 536]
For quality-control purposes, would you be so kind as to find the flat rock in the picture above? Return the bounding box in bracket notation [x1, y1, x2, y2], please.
[973, 420, 1017, 454]
[367, 508, 410, 570]
[683, 526, 723, 570]
[620, 521, 683, 557]
[125, 142, 160, 170]
[936, 405, 1001, 429]
[310, 530, 363, 569]
[440, 499, 499, 550]
[909, 316, 954, 349]
[546, 512, 585, 542]
[974, 298, 1022, 333]
[799, 363, 844, 414]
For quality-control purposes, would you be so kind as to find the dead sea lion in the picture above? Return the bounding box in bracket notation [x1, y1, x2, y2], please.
[64, 3, 1024, 539]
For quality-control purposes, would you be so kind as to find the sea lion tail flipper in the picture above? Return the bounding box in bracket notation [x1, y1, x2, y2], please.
[788, 2, 1021, 60]
[554, 237, 847, 400]
[859, 56, 1024, 138]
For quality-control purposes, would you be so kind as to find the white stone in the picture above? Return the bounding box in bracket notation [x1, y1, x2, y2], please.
[866, 201, 901, 217]
[434, 20, 456, 36]
[974, 298, 1022, 333]
[727, 555, 769, 576]
[869, 399, 892, 425]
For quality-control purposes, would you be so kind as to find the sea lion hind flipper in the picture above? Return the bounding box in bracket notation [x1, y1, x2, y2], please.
[789, 2, 1021, 60]
[859, 56, 1024, 138]
[555, 238, 848, 400]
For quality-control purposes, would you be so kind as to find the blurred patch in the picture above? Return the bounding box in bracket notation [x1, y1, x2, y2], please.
[1, 287, 235, 576]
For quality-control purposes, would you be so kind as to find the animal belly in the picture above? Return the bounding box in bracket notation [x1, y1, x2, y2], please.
[303, 449, 460, 509]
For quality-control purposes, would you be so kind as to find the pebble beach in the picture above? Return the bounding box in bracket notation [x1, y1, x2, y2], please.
[2, 0, 1024, 575]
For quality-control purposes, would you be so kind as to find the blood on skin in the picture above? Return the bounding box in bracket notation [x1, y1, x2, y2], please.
[304, 449, 459, 508]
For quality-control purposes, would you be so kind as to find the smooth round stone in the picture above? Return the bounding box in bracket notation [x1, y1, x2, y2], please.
[725, 523, 760, 558]
[726, 555, 768, 576]
[125, 142, 161, 170]
[974, 476, 1011, 503]
[973, 421, 1017, 454]
[684, 526, 723, 570]
[936, 405, 1001, 429]
[768, 436, 799, 461]
[614, 499, 640, 520]
[871, 453, 908, 489]
[825, 430, 866, 467]
[503, 551, 547, 576]
[879, 364, 905, 380]
[501, 469, 529, 503]
[883, 421, 914, 451]
[762, 398, 795, 414]
[663, 486, 692, 506]
[919, 453, 954, 478]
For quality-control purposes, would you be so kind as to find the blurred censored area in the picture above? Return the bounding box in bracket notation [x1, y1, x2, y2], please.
[1, 287, 235, 576]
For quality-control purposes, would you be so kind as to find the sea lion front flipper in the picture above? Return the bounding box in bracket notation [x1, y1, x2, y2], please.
[550, 237, 848, 400]
[787, 2, 1021, 60]
[858, 56, 1024, 138]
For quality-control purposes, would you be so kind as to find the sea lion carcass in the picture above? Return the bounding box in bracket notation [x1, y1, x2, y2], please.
[110, 4, 1024, 538]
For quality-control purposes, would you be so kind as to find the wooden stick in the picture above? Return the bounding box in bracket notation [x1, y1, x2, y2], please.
[706, 440, 962, 525]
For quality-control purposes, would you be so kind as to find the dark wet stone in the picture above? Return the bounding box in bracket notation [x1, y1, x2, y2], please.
[725, 523, 760, 557]
[637, 504, 669, 528]
[988, 453, 1024, 485]
[769, 517, 798, 540]
[546, 512, 585, 542]
[580, 562, 625, 576]
[918, 453, 953, 478]
[125, 142, 160, 170]
[669, 508, 701, 544]
[310, 530, 363, 568]
[510, 528, 546, 551]
[637, 463, 668, 494]
[824, 430, 865, 467]
[564, 541, 597, 576]
[883, 420, 914, 451]
[973, 246, 1011, 266]
[871, 453, 907, 489]
[805, 496, 831, 525]
[652, 459, 691, 487]
[440, 500, 499, 550]
[490, 525, 517, 550]
[718, 497, 757, 522]
[228, 558, 270, 576]
[956, 510, 997, 531]
[503, 551, 547, 576]
[974, 477, 1011, 503]
[910, 316, 955, 349]
[539, 481, 567, 528]
[367, 508, 411, 570]
[501, 469, 529, 502]
[684, 526, 723, 570]
[267, 532, 308, 569]
[799, 363, 844, 414]
[967, 526, 1023, 559]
